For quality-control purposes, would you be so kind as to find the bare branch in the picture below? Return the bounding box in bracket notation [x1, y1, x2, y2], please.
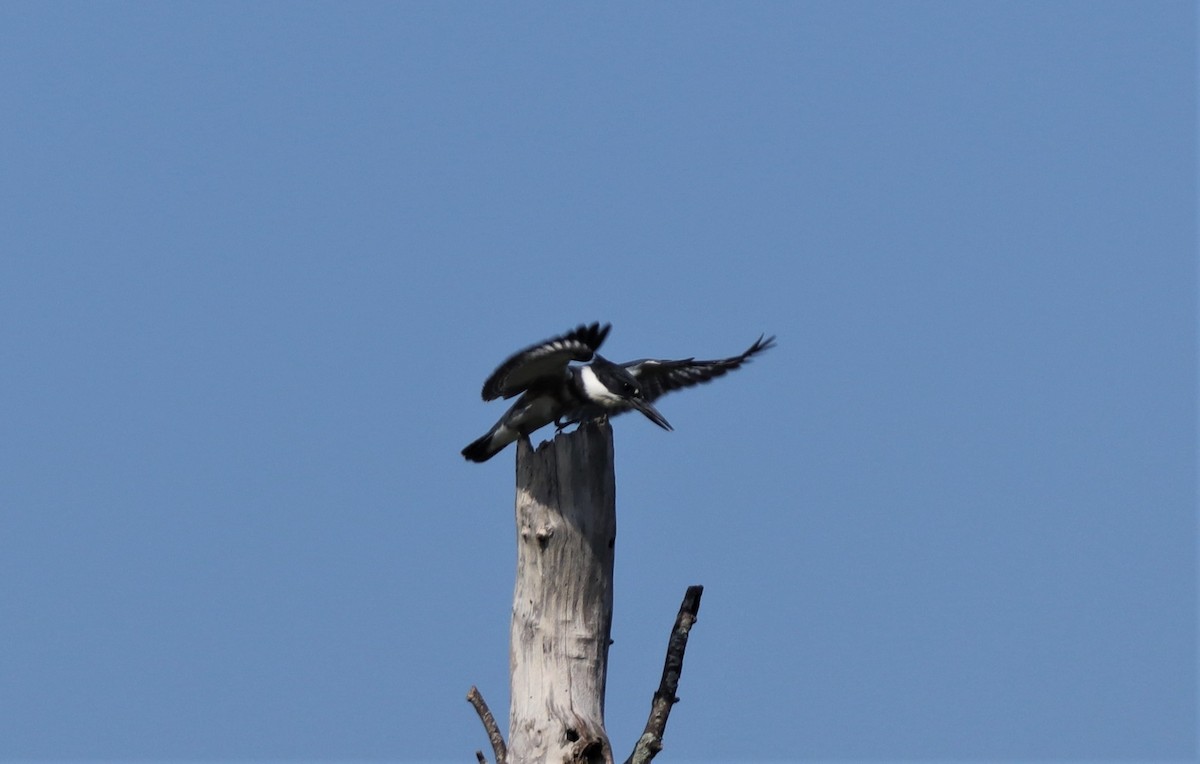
[625, 585, 704, 764]
[467, 685, 507, 764]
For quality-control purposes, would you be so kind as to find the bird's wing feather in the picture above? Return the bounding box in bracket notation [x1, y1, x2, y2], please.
[481, 322, 611, 401]
[624, 334, 776, 402]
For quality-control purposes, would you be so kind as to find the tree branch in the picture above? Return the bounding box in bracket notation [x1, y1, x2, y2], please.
[625, 585, 704, 764]
[467, 685, 507, 764]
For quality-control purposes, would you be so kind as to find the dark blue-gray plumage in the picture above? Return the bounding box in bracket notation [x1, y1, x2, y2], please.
[462, 323, 774, 462]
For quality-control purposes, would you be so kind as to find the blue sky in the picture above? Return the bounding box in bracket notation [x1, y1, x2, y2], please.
[1, 2, 1195, 762]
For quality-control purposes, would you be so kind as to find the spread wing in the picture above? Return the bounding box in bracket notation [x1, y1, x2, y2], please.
[624, 334, 776, 403]
[481, 322, 611, 401]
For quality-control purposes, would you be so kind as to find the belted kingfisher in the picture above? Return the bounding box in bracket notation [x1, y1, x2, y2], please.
[461, 323, 775, 463]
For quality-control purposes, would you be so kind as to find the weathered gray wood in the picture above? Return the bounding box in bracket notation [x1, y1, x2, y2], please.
[624, 586, 703, 764]
[509, 421, 616, 764]
[468, 685, 507, 764]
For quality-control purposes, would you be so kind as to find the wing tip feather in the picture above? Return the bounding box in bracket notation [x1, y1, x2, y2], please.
[479, 321, 613, 401]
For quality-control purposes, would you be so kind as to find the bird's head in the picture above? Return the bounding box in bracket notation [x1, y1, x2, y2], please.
[585, 356, 673, 431]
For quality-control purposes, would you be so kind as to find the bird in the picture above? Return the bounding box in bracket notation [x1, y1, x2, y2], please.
[461, 323, 775, 463]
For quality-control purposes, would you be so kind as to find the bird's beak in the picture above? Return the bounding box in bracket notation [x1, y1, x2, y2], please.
[631, 398, 673, 431]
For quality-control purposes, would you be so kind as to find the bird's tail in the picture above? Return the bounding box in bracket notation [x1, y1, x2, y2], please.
[461, 423, 515, 463]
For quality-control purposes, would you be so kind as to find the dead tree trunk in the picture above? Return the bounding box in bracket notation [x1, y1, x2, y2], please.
[468, 421, 702, 764]
[509, 421, 616, 764]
